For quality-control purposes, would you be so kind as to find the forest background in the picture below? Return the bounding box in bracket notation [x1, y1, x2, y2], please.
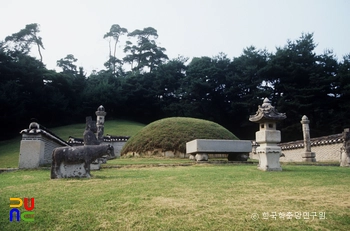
[1, 23, 349, 141]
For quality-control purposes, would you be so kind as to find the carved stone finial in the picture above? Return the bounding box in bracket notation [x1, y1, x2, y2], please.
[97, 105, 105, 112]
[262, 98, 271, 107]
[96, 105, 106, 117]
[29, 122, 40, 130]
[301, 115, 309, 124]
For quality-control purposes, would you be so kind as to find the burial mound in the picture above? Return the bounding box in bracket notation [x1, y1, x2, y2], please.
[121, 117, 238, 157]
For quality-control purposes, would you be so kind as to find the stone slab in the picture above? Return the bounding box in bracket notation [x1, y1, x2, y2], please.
[186, 139, 252, 154]
[58, 162, 90, 178]
[19, 139, 44, 169]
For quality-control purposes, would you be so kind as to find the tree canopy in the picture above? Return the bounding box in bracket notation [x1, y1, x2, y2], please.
[1, 24, 349, 142]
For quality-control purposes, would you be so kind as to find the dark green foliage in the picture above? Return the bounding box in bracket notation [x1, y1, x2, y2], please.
[1, 25, 350, 142]
[121, 117, 238, 155]
[124, 27, 168, 72]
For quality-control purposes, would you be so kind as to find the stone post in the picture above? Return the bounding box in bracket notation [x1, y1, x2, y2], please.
[300, 115, 316, 162]
[340, 128, 350, 167]
[95, 105, 106, 142]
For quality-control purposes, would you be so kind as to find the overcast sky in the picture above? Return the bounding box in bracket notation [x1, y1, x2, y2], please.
[1, 0, 349, 74]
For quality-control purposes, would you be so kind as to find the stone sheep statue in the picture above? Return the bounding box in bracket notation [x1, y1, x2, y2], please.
[51, 144, 114, 179]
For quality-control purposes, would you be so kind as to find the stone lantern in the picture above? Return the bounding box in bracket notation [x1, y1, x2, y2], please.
[249, 98, 286, 171]
[95, 105, 107, 142]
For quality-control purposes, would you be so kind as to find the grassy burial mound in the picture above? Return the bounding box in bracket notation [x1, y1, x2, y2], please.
[121, 117, 238, 157]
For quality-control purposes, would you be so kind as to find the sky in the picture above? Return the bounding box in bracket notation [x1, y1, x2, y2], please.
[1, 0, 350, 74]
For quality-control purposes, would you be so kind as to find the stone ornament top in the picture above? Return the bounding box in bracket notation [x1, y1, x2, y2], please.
[249, 98, 286, 123]
[301, 115, 309, 124]
[96, 105, 107, 117]
[20, 122, 41, 134]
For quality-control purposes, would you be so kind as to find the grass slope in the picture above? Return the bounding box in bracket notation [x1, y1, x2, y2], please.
[121, 117, 238, 155]
[0, 120, 145, 168]
[0, 164, 349, 230]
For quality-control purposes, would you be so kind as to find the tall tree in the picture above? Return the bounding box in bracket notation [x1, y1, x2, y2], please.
[153, 56, 188, 116]
[337, 54, 350, 129]
[5, 23, 45, 62]
[104, 24, 128, 74]
[124, 27, 168, 72]
[57, 54, 78, 74]
[262, 33, 340, 139]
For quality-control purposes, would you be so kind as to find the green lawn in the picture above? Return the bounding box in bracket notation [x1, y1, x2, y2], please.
[0, 138, 21, 168]
[0, 163, 349, 230]
[1, 120, 349, 230]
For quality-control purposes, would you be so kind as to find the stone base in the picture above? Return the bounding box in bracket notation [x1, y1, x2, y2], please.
[257, 152, 282, 171]
[340, 150, 350, 167]
[302, 152, 316, 162]
[195, 153, 208, 161]
[90, 163, 101, 170]
[53, 162, 90, 178]
[90, 157, 107, 170]
[227, 153, 249, 161]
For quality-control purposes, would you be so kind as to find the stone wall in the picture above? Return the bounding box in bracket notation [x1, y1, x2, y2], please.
[19, 123, 70, 169]
[279, 133, 343, 162]
[250, 131, 346, 162]
[280, 142, 343, 162]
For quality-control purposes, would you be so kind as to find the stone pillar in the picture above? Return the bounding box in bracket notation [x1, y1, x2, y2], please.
[300, 115, 316, 162]
[340, 128, 350, 167]
[95, 105, 107, 142]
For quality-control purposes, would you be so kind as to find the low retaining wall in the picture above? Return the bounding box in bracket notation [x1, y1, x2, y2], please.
[279, 133, 344, 162]
[250, 129, 349, 163]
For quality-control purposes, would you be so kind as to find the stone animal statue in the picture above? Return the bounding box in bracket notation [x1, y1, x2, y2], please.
[51, 144, 114, 179]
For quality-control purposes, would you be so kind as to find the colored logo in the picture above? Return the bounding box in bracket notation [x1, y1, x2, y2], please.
[9, 198, 35, 222]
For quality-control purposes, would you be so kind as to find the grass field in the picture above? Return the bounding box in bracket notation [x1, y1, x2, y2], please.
[1, 120, 349, 230]
[1, 161, 349, 231]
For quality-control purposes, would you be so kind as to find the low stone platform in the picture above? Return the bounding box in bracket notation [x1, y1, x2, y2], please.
[58, 162, 90, 178]
[186, 139, 252, 161]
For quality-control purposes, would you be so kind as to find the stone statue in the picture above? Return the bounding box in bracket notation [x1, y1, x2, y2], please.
[51, 144, 114, 179]
[83, 116, 100, 145]
[51, 112, 115, 179]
